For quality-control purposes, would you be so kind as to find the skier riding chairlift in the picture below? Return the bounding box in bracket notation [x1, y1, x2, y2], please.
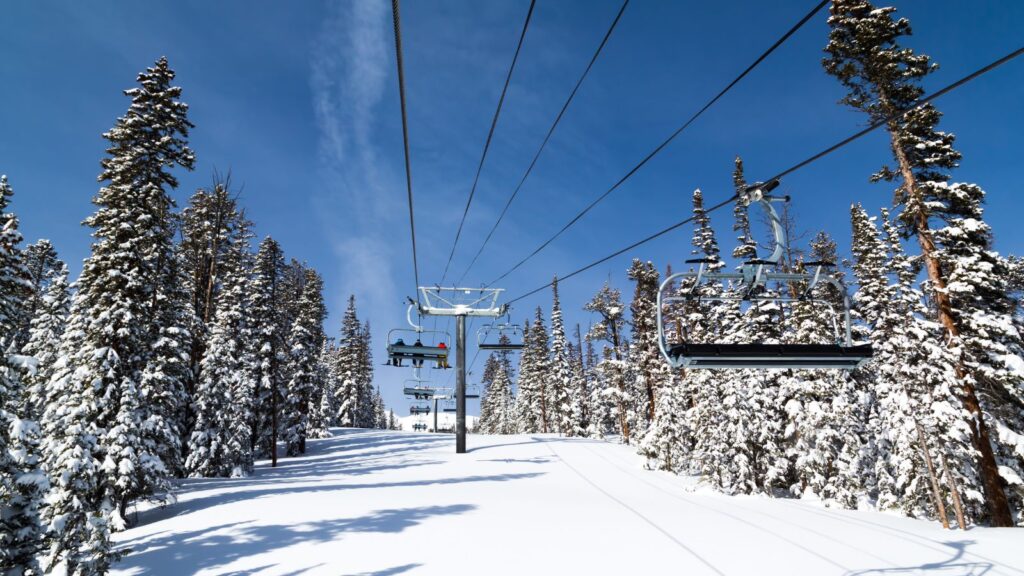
[412, 339, 425, 368]
[436, 341, 451, 369]
[388, 338, 407, 367]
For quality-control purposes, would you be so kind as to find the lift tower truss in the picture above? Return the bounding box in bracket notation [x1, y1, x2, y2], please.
[417, 287, 506, 453]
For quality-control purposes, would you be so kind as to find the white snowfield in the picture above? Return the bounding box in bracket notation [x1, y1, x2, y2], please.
[113, 429, 1023, 576]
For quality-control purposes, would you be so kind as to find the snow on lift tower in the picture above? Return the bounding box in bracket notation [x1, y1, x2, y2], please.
[386, 303, 451, 369]
[477, 320, 525, 351]
[416, 286, 507, 453]
[656, 179, 873, 370]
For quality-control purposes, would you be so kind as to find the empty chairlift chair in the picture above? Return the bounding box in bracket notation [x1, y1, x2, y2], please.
[476, 322, 525, 352]
[656, 180, 872, 370]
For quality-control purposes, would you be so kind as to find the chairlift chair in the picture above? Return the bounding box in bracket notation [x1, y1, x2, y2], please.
[476, 322, 525, 351]
[403, 379, 437, 400]
[442, 400, 457, 413]
[656, 180, 872, 370]
[465, 383, 481, 400]
[409, 403, 431, 416]
[385, 304, 452, 369]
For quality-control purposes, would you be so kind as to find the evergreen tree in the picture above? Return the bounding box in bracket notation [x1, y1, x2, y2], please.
[284, 269, 326, 456]
[825, 0, 1020, 525]
[516, 308, 551, 433]
[334, 297, 361, 427]
[250, 237, 287, 466]
[567, 325, 590, 437]
[42, 56, 194, 571]
[0, 176, 46, 575]
[187, 226, 255, 477]
[0, 176, 31, 345]
[731, 158, 757, 262]
[627, 259, 665, 435]
[549, 277, 573, 435]
[21, 262, 70, 421]
[585, 283, 630, 442]
[355, 321, 376, 428]
[14, 239, 61, 349]
[306, 341, 335, 440]
[373, 388, 387, 430]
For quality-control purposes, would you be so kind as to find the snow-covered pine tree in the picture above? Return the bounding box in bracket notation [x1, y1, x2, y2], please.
[881, 210, 983, 524]
[549, 277, 573, 435]
[489, 360, 517, 434]
[0, 175, 46, 576]
[355, 321, 376, 428]
[585, 283, 630, 442]
[21, 261, 70, 422]
[516, 308, 551, 433]
[306, 340, 334, 440]
[825, 0, 1020, 525]
[566, 324, 590, 437]
[14, 239, 61, 350]
[626, 259, 665, 436]
[373, 388, 387, 430]
[187, 224, 255, 478]
[644, 189, 723, 472]
[777, 232, 864, 504]
[0, 176, 31, 346]
[250, 237, 287, 466]
[850, 204, 980, 523]
[284, 269, 326, 456]
[138, 238, 194, 485]
[41, 56, 195, 570]
[731, 158, 757, 262]
[179, 178, 250, 447]
[334, 297, 362, 427]
[477, 354, 500, 433]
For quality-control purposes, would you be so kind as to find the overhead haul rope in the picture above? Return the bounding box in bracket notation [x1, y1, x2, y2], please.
[486, 0, 831, 288]
[506, 45, 1024, 304]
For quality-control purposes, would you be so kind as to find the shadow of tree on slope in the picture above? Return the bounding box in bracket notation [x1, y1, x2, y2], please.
[844, 541, 993, 576]
[140, 472, 543, 525]
[118, 505, 472, 575]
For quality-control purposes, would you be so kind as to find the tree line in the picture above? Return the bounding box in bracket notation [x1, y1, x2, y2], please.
[0, 58, 393, 574]
[477, 0, 1024, 529]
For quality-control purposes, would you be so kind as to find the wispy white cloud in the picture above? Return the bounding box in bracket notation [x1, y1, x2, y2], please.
[310, 0, 400, 321]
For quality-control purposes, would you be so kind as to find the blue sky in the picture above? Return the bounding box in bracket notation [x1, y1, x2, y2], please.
[3, 0, 1023, 414]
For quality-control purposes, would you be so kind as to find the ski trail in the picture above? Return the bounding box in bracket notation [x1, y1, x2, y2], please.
[571, 441, 853, 572]
[591, 441, 1022, 576]
[540, 438, 727, 576]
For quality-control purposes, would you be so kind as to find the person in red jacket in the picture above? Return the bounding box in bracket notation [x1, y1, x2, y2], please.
[437, 341, 450, 369]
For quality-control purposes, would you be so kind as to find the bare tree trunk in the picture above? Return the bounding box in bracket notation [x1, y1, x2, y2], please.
[913, 418, 949, 529]
[886, 118, 1013, 527]
[941, 451, 968, 530]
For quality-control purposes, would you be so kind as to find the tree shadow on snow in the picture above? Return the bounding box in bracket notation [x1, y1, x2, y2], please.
[117, 505, 473, 575]
[137, 472, 543, 526]
[844, 541, 993, 575]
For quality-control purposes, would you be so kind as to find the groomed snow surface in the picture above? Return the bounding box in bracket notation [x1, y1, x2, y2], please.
[113, 429, 1023, 575]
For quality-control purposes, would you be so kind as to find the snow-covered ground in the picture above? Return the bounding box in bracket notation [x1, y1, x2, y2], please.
[112, 429, 1023, 575]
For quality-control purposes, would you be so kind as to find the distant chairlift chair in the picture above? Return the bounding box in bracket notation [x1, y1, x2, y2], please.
[656, 179, 873, 370]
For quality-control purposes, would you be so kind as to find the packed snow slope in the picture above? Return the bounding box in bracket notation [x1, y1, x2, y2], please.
[112, 429, 1023, 576]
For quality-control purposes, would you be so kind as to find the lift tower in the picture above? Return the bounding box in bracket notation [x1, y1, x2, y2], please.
[417, 287, 505, 453]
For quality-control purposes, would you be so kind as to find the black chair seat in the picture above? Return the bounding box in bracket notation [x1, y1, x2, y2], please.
[668, 342, 872, 369]
[478, 344, 524, 351]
